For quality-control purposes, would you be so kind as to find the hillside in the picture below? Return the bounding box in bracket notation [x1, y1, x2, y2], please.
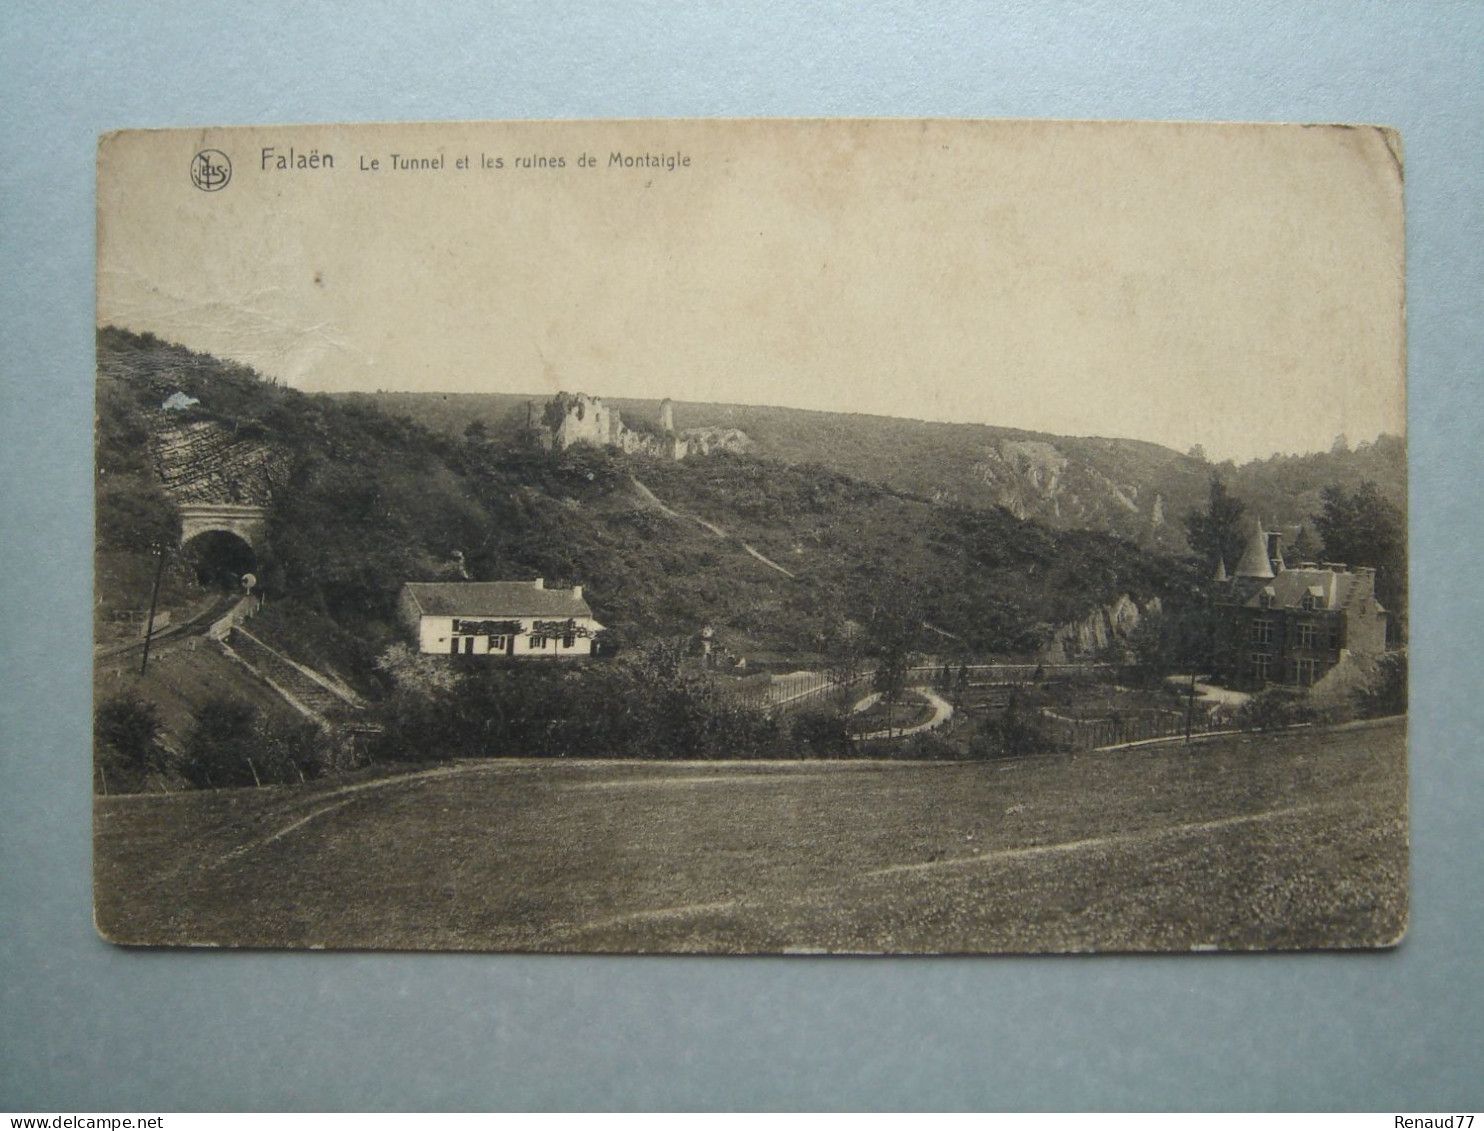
[98, 329, 1200, 685]
[350, 392, 1405, 551]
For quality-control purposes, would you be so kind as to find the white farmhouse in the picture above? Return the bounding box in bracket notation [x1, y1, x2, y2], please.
[398, 579, 604, 657]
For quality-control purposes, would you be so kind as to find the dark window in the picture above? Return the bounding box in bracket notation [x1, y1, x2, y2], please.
[1253, 619, 1274, 644]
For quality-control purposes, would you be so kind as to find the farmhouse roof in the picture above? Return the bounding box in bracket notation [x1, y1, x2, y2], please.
[401, 580, 594, 619]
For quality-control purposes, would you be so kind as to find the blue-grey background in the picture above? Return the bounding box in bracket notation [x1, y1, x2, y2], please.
[2, 0, 1480, 1112]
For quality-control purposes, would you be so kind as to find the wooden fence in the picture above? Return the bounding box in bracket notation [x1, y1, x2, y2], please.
[1040, 709, 1226, 750]
[732, 662, 1115, 715]
[906, 662, 1112, 687]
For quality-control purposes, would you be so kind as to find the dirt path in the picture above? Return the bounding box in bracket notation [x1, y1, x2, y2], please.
[630, 475, 797, 579]
[865, 803, 1324, 877]
[854, 687, 954, 740]
[94, 719, 1406, 952]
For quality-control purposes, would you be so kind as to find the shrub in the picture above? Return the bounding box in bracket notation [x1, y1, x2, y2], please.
[1234, 688, 1317, 732]
[896, 731, 960, 761]
[370, 652, 789, 762]
[791, 709, 852, 758]
[1354, 650, 1407, 718]
[180, 697, 261, 788]
[179, 696, 329, 788]
[95, 694, 165, 769]
[986, 691, 1061, 758]
[94, 693, 168, 793]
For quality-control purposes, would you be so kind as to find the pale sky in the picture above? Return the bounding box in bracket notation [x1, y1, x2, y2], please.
[98, 120, 1405, 462]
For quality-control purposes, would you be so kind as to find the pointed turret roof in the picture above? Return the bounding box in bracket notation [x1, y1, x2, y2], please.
[1212, 557, 1229, 583]
[1233, 519, 1275, 579]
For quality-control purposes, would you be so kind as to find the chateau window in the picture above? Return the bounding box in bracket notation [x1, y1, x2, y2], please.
[1329, 624, 1342, 649]
[1251, 654, 1272, 683]
[1259, 593, 1275, 610]
[1294, 658, 1319, 686]
[1296, 622, 1318, 648]
[1253, 619, 1274, 644]
[1301, 594, 1318, 611]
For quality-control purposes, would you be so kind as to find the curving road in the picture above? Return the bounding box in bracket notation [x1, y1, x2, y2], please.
[854, 687, 954, 741]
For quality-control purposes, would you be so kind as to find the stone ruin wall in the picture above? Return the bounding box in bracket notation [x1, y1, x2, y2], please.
[540, 392, 749, 461]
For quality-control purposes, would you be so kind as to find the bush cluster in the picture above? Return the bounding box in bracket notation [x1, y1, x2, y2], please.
[178, 697, 334, 788]
[93, 694, 169, 793]
[371, 648, 786, 761]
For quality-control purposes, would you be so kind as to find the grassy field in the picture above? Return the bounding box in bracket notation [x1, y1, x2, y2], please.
[93, 718, 1406, 954]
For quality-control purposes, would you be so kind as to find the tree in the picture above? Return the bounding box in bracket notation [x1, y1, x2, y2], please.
[177, 697, 328, 788]
[1312, 480, 1407, 624]
[1291, 521, 1323, 564]
[864, 581, 925, 735]
[822, 619, 868, 719]
[1124, 610, 1172, 683]
[95, 694, 164, 766]
[870, 648, 913, 733]
[1354, 650, 1407, 718]
[180, 697, 261, 788]
[95, 694, 168, 793]
[1183, 476, 1247, 572]
[995, 691, 1057, 757]
[791, 709, 851, 758]
[96, 477, 182, 553]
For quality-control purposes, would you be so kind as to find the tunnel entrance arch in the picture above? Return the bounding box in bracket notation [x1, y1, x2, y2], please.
[182, 528, 257, 590]
[177, 503, 268, 550]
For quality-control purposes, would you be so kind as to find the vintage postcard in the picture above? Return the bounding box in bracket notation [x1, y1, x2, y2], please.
[94, 120, 1407, 952]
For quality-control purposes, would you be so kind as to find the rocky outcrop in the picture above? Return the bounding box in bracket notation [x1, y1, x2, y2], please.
[150, 418, 289, 505]
[968, 437, 1170, 539]
[678, 425, 751, 457]
[1041, 594, 1161, 663]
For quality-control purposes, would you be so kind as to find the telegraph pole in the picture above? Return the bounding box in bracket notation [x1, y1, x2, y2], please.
[1184, 667, 1198, 744]
[139, 544, 167, 676]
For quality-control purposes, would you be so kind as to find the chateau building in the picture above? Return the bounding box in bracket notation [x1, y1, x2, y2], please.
[1210, 521, 1387, 691]
[398, 579, 604, 657]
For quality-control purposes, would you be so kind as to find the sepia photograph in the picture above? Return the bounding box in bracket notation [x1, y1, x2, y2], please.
[93, 118, 1407, 953]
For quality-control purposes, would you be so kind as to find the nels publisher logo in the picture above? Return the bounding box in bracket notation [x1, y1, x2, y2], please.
[189, 149, 232, 192]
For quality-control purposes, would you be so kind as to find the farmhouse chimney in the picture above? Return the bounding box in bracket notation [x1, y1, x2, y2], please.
[532, 577, 544, 589]
[571, 585, 582, 599]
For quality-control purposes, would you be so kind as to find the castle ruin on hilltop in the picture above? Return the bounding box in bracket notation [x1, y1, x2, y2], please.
[531, 392, 751, 461]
